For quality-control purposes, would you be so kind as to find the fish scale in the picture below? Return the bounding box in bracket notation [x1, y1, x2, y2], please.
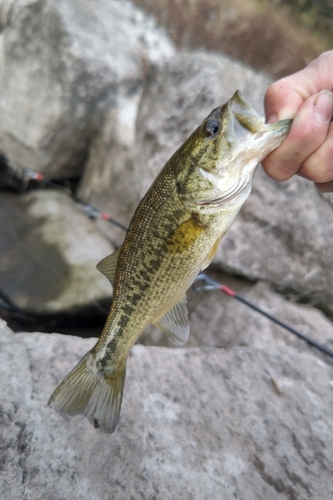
[49, 91, 291, 433]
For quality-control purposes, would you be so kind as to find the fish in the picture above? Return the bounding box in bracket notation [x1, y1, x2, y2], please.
[48, 91, 291, 433]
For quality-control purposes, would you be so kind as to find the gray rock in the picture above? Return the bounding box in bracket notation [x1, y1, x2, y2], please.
[215, 168, 333, 310]
[0, 0, 174, 180]
[0, 313, 333, 499]
[0, 0, 37, 32]
[79, 51, 271, 235]
[0, 190, 113, 316]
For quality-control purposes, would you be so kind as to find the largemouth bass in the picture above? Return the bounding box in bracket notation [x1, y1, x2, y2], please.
[49, 91, 291, 433]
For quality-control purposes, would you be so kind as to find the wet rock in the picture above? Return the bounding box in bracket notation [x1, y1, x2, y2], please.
[0, 316, 333, 499]
[0, 190, 113, 316]
[0, 0, 174, 180]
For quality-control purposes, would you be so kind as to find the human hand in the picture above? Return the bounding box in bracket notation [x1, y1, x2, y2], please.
[262, 51, 333, 192]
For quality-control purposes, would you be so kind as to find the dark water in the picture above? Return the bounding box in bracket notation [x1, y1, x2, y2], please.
[0, 298, 106, 338]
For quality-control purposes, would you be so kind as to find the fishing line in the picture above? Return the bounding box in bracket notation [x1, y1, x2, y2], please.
[1, 158, 333, 359]
[192, 274, 333, 359]
[46, 180, 128, 232]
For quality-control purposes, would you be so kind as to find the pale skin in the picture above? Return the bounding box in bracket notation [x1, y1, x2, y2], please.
[262, 50, 333, 193]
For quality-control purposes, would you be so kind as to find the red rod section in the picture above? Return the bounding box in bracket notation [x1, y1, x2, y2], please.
[220, 285, 236, 297]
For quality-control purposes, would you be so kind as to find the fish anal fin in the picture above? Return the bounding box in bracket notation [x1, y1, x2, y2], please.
[154, 295, 189, 346]
[48, 351, 126, 434]
[96, 247, 121, 286]
[165, 218, 204, 254]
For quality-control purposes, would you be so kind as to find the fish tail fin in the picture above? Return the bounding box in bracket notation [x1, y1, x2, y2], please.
[48, 351, 126, 434]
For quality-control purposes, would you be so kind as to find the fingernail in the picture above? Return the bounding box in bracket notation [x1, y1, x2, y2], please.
[314, 90, 333, 122]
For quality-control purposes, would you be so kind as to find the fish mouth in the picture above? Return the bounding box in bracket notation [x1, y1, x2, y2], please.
[226, 91, 292, 163]
[226, 91, 263, 136]
[190, 92, 292, 208]
[226, 91, 292, 142]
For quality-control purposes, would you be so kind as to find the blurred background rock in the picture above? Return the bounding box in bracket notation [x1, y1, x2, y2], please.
[0, 0, 332, 332]
[133, 0, 333, 78]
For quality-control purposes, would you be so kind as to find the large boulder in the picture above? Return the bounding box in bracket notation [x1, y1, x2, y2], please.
[79, 50, 333, 306]
[0, 314, 333, 499]
[0, 0, 174, 179]
[78, 51, 271, 233]
[0, 189, 113, 316]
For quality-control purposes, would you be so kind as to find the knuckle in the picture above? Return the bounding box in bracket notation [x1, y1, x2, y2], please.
[293, 111, 328, 144]
[307, 50, 333, 78]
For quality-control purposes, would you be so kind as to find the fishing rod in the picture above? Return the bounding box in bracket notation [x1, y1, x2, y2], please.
[1, 158, 333, 359]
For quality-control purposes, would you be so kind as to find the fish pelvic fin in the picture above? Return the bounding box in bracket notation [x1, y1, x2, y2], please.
[48, 351, 126, 434]
[154, 295, 189, 346]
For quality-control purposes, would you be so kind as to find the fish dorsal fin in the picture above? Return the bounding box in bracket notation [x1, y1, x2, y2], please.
[96, 247, 121, 286]
[154, 295, 189, 346]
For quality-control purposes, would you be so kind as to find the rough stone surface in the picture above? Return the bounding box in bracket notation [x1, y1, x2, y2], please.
[0, 316, 333, 499]
[0, 0, 37, 32]
[215, 168, 333, 310]
[0, 190, 113, 316]
[0, 0, 174, 179]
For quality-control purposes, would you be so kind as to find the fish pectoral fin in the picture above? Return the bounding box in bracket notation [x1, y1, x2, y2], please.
[48, 351, 126, 434]
[153, 295, 189, 346]
[96, 247, 122, 286]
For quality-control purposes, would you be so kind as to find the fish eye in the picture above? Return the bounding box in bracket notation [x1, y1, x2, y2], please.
[203, 119, 220, 138]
